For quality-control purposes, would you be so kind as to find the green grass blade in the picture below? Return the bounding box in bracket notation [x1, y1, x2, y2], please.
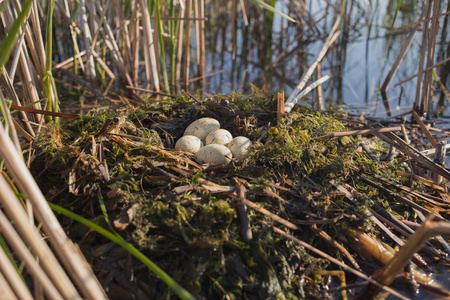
[96, 186, 116, 232]
[0, 0, 12, 14]
[0, 234, 26, 284]
[248, 0, 297, 23]
[44, 0, 57, 115]
[0, 0, 34, 73]
[48, 202, 196, 300]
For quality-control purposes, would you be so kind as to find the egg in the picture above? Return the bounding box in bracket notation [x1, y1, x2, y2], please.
[205, 129, 233, 146]
[228, 136, 252, 159]
[175, 135, 203, 153]
[195, 144, 233, 165]
[184, 118, 220, 141]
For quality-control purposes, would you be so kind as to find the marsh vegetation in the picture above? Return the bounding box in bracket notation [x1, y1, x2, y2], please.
[0, 0, 449, 299]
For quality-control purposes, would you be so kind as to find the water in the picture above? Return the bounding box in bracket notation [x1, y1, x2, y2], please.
[201, 0, 450, 117]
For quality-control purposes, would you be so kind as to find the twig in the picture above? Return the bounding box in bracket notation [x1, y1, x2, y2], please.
[284, 75, 330, 113]
[357, 211, 450, 298]
[234, 179, 252, 241]
[244, 199, 299, 230]
[317, 126, 401, 140]
[310, 224, 361, 271]
[272, 226, 410, 300]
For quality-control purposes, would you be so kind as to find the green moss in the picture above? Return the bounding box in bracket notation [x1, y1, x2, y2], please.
[28, 88, 438, 299]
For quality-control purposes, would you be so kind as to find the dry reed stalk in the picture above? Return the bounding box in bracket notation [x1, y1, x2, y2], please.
[88, 0, 110, 66]
[130, 1, 140, 84]
[63, 0, 85, 73]
[272, 226, 409, 300]
[394, 57, 450, 87]
[318, 126, 401, 140]
[139, 0, 161, 91]
[310, 224, 361, 271]
[79, 0, 96, 83]
[0, 71, 35, 137]
[244, 199, 299, 230]
[357, 212, 450, 298]
[195, 0, 201, 65]
[231, 0, 236, 60]
[0, 94, 21, 152]
[7, 19, 26, 79]
[95, 0, 134, 88]
[175, 5, 186, 90]
[277, 92, 284, 120]
[120, 6, 134, 84]
[423, 0, 441, 115]
[383, 132, 450, 181]
[54, 50, 86, 69]
[0, 173, 81, 299]
[316, 63, 324, 110]
[0, 207, 64, 300]
[197, 0, 205, 90]
[184, 0, 193, 89]
[284, 2, 343, 107]
[233, 180, 252, 242]
[0, 124, 107, 299]
[380, 6, 425, 100]
[285, 75, 330, 112]
[152, 3, 162, 81]
[29, 1, 46, 77]
[92, 49, 116, 80]
[432, 141, 446, 184]
[9, 0, 44, 79]
[412, 110, 438, 147]
[0, 271, 20, 300]
[239, 0, 248, 26]
[414, 1, 431, 114]
[284, 32, 339, 113]
[4, 3, 42, 122]
[0, 240, 33, 300]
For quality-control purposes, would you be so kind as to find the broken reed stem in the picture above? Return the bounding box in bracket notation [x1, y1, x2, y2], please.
[234, 181, 252, 241]
[284, 0, 346, 113]
[277, 92, 284, 120]
[432, 141, 447, 184]
[310, 224, 361, 271]
[318, 126, 401, 140]
[381, 4, 426, 96]
[412, 110, 438, 147]
[244, 199, 299, 230]
[316, 63, 324, 110]
[272, 226, 410, 300]
[358, 211, 450, 298]
[285, 32, 339, 113]
[285, 75, 330, 113]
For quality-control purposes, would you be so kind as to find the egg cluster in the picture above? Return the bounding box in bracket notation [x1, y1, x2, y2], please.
[174, 117, 252, 165]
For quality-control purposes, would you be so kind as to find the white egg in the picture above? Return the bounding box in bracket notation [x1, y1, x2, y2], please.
[205, 129, 233, 146]
[195, 144, 233, 165]
[228, 136, 252, 159]
[184, 118, 220, 141]
[175, 135, 203, 154]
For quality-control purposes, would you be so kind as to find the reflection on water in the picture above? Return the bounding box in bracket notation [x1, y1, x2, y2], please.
[201, 0, 449, 117]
